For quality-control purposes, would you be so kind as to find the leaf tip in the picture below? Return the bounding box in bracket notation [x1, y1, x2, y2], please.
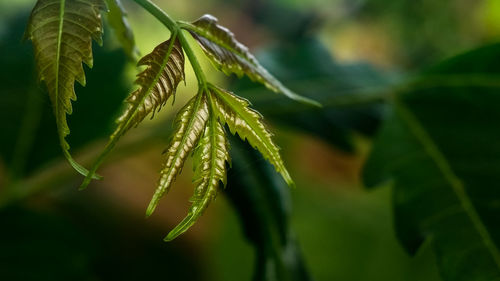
[145, 201, 157, 218]
[65, 153, 102, 180]
[164, 215, 197, 242]
[164, 232, 177, 242]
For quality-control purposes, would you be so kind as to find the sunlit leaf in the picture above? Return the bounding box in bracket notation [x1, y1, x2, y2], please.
[182, 15, 319, 107]
[80, 35, 184, 189]
[26, 0, 106, 179]
[104, 0, 140, 60]
[165, 113, 230, 241]
[147, 93, 209, 216]
[209, 84, 293, 187]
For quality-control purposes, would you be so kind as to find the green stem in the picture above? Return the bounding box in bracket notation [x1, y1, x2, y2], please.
[132, 0, 177, 32]
[178, 30, 207, 88]
[131, 0, 207, 88]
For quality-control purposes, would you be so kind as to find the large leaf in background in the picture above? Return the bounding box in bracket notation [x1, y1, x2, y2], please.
[104, 0, 140, 61]
[230, 37, 392, 152]
[25, 0, 106, 178]
[363, 43, 500, 281]
[0, 13, 128, 180]
[183, 15, 319, 107]
[225, 136, 311, 281]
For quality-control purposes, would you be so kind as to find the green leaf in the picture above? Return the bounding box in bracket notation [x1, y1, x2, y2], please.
[363, 44, 500, 281]
[80, 35, 184, 189]
[26, 0, 106, 179]
[104, 0, 140, 61]
[182, 15, 320, 107]
[146, 93, 209, 216]
[225, 136, 311, 281]
[117, 36, 184, 132]
[209, 84, 293, 187]
[231, 37, 390, 152]
[165, 113, 230, 241]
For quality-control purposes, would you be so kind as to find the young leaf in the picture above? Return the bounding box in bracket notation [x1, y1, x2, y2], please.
[147, 93, 209, 216]
[80, 35, 184, 189]
[26, 0, 106, 178]
[104, 0, 140, 60]
[165, 113, 230, 241]
[115, 36, 184, 135]
[209, 84, 293, 187]
[182, 15, 320, 107]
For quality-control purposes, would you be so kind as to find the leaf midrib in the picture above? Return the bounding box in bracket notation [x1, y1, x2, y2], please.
[55, 0, 65, 131]
[395, 97, 500, 269]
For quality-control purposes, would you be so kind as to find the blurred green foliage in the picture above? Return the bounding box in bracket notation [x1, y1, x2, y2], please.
[1, 0, 500, 281]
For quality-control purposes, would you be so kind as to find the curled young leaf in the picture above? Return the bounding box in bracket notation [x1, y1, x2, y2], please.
[147, 93, 209, 216]
[26, 0, 106, 179]
[80, 35, 185, 189]
[165, 113, 230, 241]
[209, 84, 294, 187]
[105, 0, 140, 60]
[183, 15, 320, 107]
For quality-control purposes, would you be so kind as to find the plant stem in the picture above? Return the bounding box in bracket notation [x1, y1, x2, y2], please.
[132, 0, 177, 32]
[177, 31, 207, 88]
[131, 0, 207, 88]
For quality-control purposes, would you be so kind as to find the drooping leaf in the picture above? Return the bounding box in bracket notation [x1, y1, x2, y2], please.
[147, 93, 209, 216]
[363, 43, 500, 281]
[231, 37, 391, 152]
[182, 15, 319, 107]
[165, 113, 230, 241]
[225, 136, 311, 281]
[104, 0, 140, 60]
[1, 12, 129, 181]
[26, 0, 106, 179]
[209, 84, 293, 187]
[80, 35, 184, 189]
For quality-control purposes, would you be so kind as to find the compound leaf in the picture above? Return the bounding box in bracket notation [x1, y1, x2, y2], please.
[183, 15, 319, 107]
[26, 0, 106, 178]
[104, 0, 140, 60]
[147, 93, 209, 216]
[209, 84, 293, 187]
[80, 35, 184, 189]
[165, 113, 230, 241]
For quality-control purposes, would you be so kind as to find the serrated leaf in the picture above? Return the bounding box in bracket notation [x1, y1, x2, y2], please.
[165, 113, 230, 241]
[363, 44, 500, 281]
[231, 37, 390, 152]
[115, 36, 184, 135]
[104, 0, 140, 60]
[208, 84, 293, 187]
[80, 35, 184, 189]
[147, 93, 209, 216]
[26, 0, 105, 178]
[183, 15, 319, 107]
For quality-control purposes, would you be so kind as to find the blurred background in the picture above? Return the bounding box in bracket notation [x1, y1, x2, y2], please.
[1, 0, 499, 280]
